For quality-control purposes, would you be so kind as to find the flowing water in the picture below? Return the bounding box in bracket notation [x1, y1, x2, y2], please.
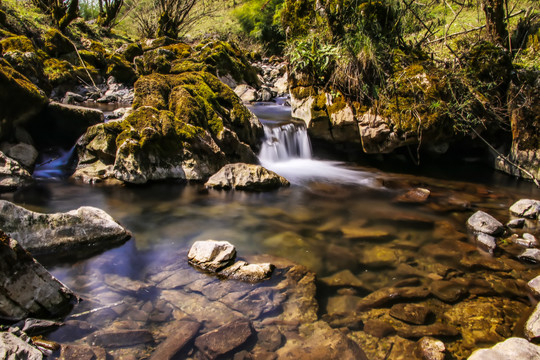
[4, 103, 540, 359]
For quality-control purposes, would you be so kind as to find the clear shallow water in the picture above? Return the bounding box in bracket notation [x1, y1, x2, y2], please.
[5, 103, 540, 359]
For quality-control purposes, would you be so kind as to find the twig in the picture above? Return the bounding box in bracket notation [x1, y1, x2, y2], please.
[68, 39, 99, 91]
[68, 301, 125, 319]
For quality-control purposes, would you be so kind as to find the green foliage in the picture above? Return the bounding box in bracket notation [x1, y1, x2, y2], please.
[233, 0, 285, 54]
[79, 0, 100, 20]
[287, 36, 338, 84]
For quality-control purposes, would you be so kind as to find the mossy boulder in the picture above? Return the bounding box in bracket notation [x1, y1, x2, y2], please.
[0, 35, 35, 53]
[106, 54, 137, 84]
[2, 50, 51, 92]
[195, 40, 261, 88]
[118, 42, 143, 63]
[43, 58, 76, 86]
[134, 48, 176, 75]
[43, 28, 73, 57]
[73, 106, 228, 184]
[0, 58, 47, 142]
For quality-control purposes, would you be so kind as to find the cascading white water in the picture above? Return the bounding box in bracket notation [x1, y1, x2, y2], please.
[259, 123, 312, 162]
[257, 117, 376, 186]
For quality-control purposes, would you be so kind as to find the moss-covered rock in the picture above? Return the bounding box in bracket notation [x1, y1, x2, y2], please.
[0, 35, 35, 53]
[43, 28, 73, 57]
[43, 58, 76, 86]
[0, 58, 47, 142]
[2, 50, 51, 92]
[73, 106, 228, 184]
[118, 42, 143, 63]
[134, 48, 176, 76]
[106, 53, 137, 84]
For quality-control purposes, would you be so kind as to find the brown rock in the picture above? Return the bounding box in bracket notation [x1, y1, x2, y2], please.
[88, 329, 153, 347]
[150, 320, 200, 360]
[396, 323, 460, 339]
[357, 286, 430, 310]
[390, 303, 432, 325]
[414, 337, 446, 360]
[194, 320, 253, 359]
[430, 281, 468, 303]
[363, 319, 396, 338]
[59, 344, 107, 360]
[395, 188, 431, 203]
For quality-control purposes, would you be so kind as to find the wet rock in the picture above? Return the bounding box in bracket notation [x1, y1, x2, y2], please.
[460, 254, 511, 272]
[509, 199, 540, 219]
[48, 320, 96, 342]
[205, 163, 289, 191]
[476, 233, 497, 254]
[0, 332, 43, 360]
[276, 321, 368, 360]
[320, 269, 367, 288]
[0, 200, 131, 256]
[415, 337, 445, 360]
[0, 231, 75, 321]
[396, 323, 460, 339]
[518, 248, 540, 264]
[528, 275, 540, 297]
[363, 319, 396, 338]
[390, 303, 431, 325]
[341, 227, 392, 241]
[149, 320, 200, 360]
[507, 218, 525, 228]
[3, 143, 38, 170]
[0, 151, 33, 192]
[466, 211, 504, 235]
[276, 265, 319, 324]
[220, 286, 285, 320]
[234, 84, 257, 103]
[524, 233, 538, 244]
[430, 280, 468, 303]
[525, 302, 540, 341]
[188, 240, 236, 272]
[194, 320, 253, 359]
[59, 344, 107, 360]
[395, 188, 431, 203]
[104, 274, 150, 294]
[326, 295, 362, 315]
[359, 245, 401, 268]
[219, 261, 274, 282]
[468, 337, 540, 360]
[256, 326, 283, 352]
[358, 286, 430, 310]
[88, 329, 154, 347]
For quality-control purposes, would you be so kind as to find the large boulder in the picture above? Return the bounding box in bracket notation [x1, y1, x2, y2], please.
[28, 101, 104, 149]
[0, 200, 131, 256]
[468, 337, 540, 360]
[509, 199, 540, 219]
[0, 151, 33, 192]
[0, 231, 75, 321]
[0, 332, 43, 360]
[205, 163, 290, 191]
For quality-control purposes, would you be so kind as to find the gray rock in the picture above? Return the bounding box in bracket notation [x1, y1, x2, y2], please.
[507, 218, 525, 228]
[526, 302, 540, 340]
[415, 337, 445, 360]
[257, 87, 273, 102]
[4, 143, 38, 169]
[524, 233, 538, 243]
[528, 275, 540, 298]
[476, 233, 497, 254]
[62, 91, 85, 104]
[518, 248, 540, 264]
[194, 320, 253, 359]
[219, 261, 274, 282]
[0, 231, 75, 321]
[0, 332, 43, 360]
[466, 211, 504, 235]
[205, 163, 289, 191]
[0, 151, 32, 191]
[234, 84, 257, 103]
[468, 337, 540, 360]
[0, 200, 131, 256]
[510, 199, 540, 219]
[514, 238, 537, 248]
[188, 240, 236, 272]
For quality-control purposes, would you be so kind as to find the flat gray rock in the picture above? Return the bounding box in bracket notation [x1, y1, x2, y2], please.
[205, 163, 289, 191]
[468, 337, 540, 360]
[510, 199, 540, 219]
[0, 332, 43, 360]
[0, 200, 131, 255]
[188, 240, 236, 272]
[466, 211, 504, 235]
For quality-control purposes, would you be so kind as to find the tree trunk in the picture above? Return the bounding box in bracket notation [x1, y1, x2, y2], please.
[482, 0, 507, 46]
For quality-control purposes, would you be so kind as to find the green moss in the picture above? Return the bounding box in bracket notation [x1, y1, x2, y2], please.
[78, 50, 106, 68]
[122, 43, 143, 62]
[134, 49, 174, 75]
[85, 40, 106, 55]
[43, 28, 73, 57]
[162, 43, 192, 58]
[133, 73, 170, 110]
[44, 58, 75, 86]
[170, 59, 205, 74]
[0, 35, 35, 53]
[290, 86, 316, 100]
[106, 53, 136, 84]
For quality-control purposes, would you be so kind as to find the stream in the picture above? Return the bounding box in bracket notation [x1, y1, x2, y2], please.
[7, 102, 540, 359]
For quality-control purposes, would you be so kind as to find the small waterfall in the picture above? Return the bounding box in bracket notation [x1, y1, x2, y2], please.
[259, 122, 312, 162]
[33, 146, 77, 179]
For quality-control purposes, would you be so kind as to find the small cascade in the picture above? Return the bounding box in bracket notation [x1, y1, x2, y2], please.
[259, 122, 313, 162]
[33, 147, 77, 179]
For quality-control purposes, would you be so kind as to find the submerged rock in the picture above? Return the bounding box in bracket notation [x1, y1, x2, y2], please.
[415, 337, 446, 360]
[0, 332, 43, 360]
[0, 151, 33, 191]
[188, 240, 236, 272]
[509, 199, 540, 219]
[0, 200, 131, 255]
[389, 303, 431, 325]
[0, 231, 75, 321]
[205, 163, 290, 191]
[468, 337, 540, 360]
[194, 320, 253, 359]
[466, 211, 504, 235]
[395, 188, 431, 203]
[149, 320, 200, 360]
